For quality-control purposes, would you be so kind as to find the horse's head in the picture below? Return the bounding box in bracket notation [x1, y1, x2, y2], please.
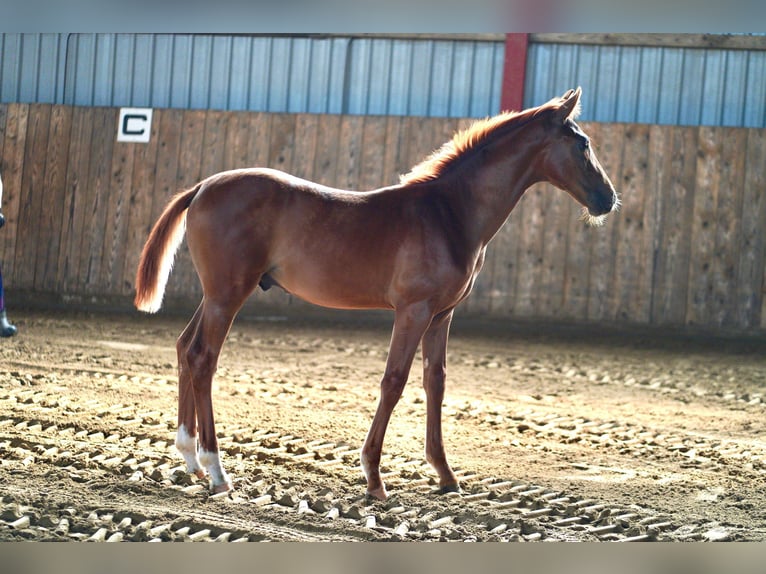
[540, 87, 619, 226]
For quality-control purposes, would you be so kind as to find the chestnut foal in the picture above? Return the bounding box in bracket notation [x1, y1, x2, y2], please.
[135, 88, 618, 500]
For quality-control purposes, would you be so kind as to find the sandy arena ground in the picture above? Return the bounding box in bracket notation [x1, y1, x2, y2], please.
[0, 308, 764, 542]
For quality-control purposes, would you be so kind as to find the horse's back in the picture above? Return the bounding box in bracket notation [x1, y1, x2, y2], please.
[194, 167, 365, 204]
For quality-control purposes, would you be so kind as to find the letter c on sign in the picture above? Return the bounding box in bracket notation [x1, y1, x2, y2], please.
[123, 114, 147, 136]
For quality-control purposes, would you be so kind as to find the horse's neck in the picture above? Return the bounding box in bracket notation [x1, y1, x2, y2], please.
[463, 136, 546, 246]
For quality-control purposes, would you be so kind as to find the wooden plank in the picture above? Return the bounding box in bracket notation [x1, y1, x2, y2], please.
[483, 194, 520, 316]
[410, 117, 446, 175]
[150, 109, 183, 224]
[511, 183, 546, 317]
[686, 126, 721, 327]
[14, 105, 51, 290]
[176, 110, 207, 189]
[535, 182, 569, 318]
[530, 33, 766, 51]
[649, 127, 697, 325]
[200, 110, 228, 180]
[358, 115, 388, 190]
[381, 115, 410, 184]
[267, 113, 296, 175]
[121, 108, 161, 298]
[634, 125, 663, 324]
[586, 122, 624, 322]
[313, 114, 341, 186]
[559, 192, 591, 320]
[248, 112, 273, 168]
[403, 116, 436, 181]
[58, 106, 93, 293]
[610, 123, 651, 323]
[401, 116, 425, 178]
[711, 128, 747, 327]
[380, 116, 402, 186]
[336, 115, 365, 190]
[37, 105, 73, 292]
[738, 129, 766, 329]
[222, 111, 253, 171]
[81, 107, 116, 294]
[291, 114, 319, 181]
[0, 104, 28, 278]
[101, 136, 136, 294]
[644, 125, 668, 324]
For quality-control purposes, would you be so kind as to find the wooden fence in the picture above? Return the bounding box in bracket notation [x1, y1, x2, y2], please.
[1, 103, 764, 331]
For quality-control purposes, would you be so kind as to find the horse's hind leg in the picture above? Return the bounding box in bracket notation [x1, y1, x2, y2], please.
[183, 295, 247, 493]
[186, 288, 257, 493]
[175, 302, 205, 478]
[421, 309, 459, 494]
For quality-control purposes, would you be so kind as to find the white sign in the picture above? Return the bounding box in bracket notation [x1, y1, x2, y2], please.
[117, 108, 153, 143]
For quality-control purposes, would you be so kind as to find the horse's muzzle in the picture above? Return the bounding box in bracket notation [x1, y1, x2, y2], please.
[588, 190, 618, 216]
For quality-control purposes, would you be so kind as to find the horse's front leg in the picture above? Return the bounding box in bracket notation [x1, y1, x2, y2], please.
[421, 309, 459, 493]
[361, 303, 434, 500]
[175, 303, 205, 479]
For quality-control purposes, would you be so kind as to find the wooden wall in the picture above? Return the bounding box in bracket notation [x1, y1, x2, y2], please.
[1, 103, 764, 331]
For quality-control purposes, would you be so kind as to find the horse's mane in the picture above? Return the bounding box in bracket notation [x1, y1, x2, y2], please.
[400, 94, 577, 185]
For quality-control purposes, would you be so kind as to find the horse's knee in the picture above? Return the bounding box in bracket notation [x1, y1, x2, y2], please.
[380, 372, 407, 405]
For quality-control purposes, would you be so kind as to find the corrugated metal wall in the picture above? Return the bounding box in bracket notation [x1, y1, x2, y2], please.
[524, 42, 766, 128]
[0, 33, 504, 118]
[1, 33, 765, 127]
[0, 33, 68, 104]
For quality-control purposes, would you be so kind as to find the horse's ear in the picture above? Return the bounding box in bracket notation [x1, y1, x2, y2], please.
[556, 87, 582, 122]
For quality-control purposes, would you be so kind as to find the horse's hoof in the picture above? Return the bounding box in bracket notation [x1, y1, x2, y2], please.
[193, 468, 206, 479]
[210, 480, 233, 494]
[437, 483, 461, 495]
[365, 486, 388, 501]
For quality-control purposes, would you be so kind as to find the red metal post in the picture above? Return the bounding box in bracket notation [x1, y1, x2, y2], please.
[501, 33, 529, 112]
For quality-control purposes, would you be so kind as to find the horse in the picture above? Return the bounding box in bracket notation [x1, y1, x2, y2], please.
[134, 87, 618, 501]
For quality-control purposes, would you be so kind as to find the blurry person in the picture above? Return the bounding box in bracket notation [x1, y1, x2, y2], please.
[0, 170, 17, 337]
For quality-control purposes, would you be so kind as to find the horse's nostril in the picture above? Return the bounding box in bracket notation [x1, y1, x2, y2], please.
[590, 191, 616, 215]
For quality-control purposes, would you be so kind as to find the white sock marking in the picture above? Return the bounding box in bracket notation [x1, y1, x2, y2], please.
[175, 424, 203, 475]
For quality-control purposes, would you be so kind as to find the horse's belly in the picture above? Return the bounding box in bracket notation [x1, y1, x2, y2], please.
[270, 269, 392, 311]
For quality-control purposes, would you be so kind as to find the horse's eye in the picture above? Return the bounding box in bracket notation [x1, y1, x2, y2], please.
[580, 138, 590, 151]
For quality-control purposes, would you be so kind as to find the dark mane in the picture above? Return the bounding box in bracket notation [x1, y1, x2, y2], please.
[400, 95, 572, 185]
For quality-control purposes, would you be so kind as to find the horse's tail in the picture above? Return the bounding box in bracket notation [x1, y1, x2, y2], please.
[134, 184, 201, 313]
